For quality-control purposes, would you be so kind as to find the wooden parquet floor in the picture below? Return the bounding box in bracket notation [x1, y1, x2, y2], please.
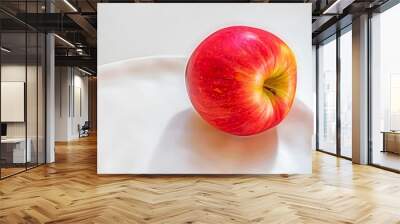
[1, 135, 400, 224]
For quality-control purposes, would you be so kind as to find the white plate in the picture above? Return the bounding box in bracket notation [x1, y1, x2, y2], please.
[98, 56, 313, 174]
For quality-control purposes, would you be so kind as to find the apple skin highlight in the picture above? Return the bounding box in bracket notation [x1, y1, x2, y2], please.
[186, 26, 297, 136]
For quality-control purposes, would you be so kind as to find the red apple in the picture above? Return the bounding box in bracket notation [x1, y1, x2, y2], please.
[185, 26, 297, 136]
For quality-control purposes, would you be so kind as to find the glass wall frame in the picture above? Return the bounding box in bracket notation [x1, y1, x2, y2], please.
[339, 26, 353, 159]
[317, 35, 338, 155]
[316, 0, 400, 173]
[316, 25, 353, 160]
[369, 1, 400, 173]
[0, 0, 47, 179]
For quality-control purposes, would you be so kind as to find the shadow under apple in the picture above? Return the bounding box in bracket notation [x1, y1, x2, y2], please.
[148, 114, 281, 173]
[147, 98, 312, 174]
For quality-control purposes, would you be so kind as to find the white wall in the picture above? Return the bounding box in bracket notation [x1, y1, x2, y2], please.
[55, 66, 69, 141]
[55, 67, 89, 141]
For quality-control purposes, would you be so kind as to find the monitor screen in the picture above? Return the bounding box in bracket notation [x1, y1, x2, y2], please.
[1, 123, 7, 137]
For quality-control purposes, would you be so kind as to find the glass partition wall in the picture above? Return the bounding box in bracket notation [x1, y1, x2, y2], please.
[317, 36, 337, 155]
[370, 3, 400, 171]
[0, 31, 27, 177]
[316, 27, 353, 159]
[0, 3, 46, 179]
[339, 28, 352, 159]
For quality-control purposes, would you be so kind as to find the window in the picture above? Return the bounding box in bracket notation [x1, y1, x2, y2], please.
[317, 37, 337, 154]
[370, 3, 400, 171]
[317, 26, 353, 159]
[340, 29, 352, 158]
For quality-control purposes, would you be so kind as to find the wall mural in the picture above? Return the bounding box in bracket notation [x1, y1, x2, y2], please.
[98, 4, 313, 174]
[186, 26, 297, 136]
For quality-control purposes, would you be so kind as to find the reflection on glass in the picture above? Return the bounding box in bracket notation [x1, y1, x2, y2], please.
[371, 4, 400, 171]
[318, 38, 337, 154]
[1, 32, 27, 177]
[0, 1, 46, 179]
[340, 30, 352, 158]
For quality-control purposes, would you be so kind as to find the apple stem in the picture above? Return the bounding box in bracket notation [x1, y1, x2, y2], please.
[263, 85, 277, 95]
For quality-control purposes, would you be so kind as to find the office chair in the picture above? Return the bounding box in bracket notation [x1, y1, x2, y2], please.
[79, 121, 90, 138]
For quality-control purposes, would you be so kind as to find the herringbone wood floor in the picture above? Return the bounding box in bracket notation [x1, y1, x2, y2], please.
[1, 135, 400, 224]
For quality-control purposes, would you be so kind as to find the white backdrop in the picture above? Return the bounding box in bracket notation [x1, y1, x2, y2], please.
[98, 3, 313, 174]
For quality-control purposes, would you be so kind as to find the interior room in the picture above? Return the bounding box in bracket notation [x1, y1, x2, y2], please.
[0, 26, 46, 178]
[0, 0, 400, 223]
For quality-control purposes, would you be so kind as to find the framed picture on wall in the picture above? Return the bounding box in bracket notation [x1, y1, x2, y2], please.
[98, 3, 313, 174]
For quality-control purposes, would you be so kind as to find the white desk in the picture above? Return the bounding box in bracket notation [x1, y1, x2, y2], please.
[1, 138, 31, 163]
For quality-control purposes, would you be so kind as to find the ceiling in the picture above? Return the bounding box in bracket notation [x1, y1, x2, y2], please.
[0, 0, 393, 74]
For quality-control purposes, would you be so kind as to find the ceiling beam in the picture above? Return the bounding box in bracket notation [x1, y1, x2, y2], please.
[322, 0, 356, 14]
[67, 13, 97, 40]
[55, 55, 96, 71]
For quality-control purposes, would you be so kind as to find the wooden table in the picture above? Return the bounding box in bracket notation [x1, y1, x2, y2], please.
[381, 131, 400, 154]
